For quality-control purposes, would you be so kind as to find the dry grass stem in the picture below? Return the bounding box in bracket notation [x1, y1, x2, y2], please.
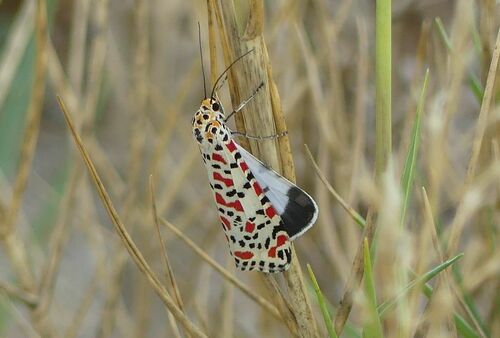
[149, 176, 185, 338]
[57, 97, 208, 338]
[446, 28, 500, 257]
[0, 281, 38, 307]
[216, 2, 318, 336]
[305, 145, 365, 228]
[334, 209, 376, 335]
[160, 217, 282, 321]
[0, 2, 496, 337]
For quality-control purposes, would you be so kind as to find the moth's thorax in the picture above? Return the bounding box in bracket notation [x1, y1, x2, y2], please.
[192, 98, 230, 151]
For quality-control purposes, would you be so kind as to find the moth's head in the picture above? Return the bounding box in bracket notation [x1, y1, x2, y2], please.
[192, 97, 227, 149]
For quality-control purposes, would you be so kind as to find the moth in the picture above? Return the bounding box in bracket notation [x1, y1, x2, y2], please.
[192, 48, 318, 273]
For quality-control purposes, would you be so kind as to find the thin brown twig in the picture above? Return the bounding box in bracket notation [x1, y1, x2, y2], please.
[333, 209, 376, 335]
[261, 275, 299, 337]
[420, 187, 458, 337]
[149, 176, 184, 338]
[304, 145, 366, 228]
[57, 96, 209, 338]
[160, 217, 282, 321]
[446, 28, 500, 257]
[0, 281, 38, 307]
[150, 176, 185, 311]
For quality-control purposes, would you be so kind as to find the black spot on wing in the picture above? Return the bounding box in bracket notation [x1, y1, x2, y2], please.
[226, 189, 237, 197]
[280, 186, 318, 239]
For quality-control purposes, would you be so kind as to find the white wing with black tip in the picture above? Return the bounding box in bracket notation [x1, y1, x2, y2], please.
[235, 143, 318, 240]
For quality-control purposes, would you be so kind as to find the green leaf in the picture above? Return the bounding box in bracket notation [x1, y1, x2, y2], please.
[362, 238, 383, 338]
[400, 69, 429, 227]
[377, 253, 463, 316]
[307, 264, 338, 338]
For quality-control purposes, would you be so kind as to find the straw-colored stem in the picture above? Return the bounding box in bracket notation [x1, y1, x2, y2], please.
[58, 97, 209, 338]
[216, 1, 319, 337]
[446, 28, 500, 257]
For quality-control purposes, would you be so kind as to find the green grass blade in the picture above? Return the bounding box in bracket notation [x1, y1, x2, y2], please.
[468, 73, 484, 103]
[362, 238, 383, 338]
[305, 282, 361, 338]
[452, 266, 490, 337]
[433, 16, 484, 102]
[454, 315, 481, 338]
[375, 0, 392, 179]
[434, 17, 452, 50]
[377, 253, 463, 316]
[400, 69, 429, 227]
[307, 264, 338, 338]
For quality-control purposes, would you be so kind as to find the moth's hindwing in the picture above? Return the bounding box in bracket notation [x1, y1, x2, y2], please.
[235, 143, 319, 240]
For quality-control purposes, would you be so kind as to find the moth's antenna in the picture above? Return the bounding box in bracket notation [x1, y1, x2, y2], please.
[198, 22, 207, 98]
[210, 49, 254, 99]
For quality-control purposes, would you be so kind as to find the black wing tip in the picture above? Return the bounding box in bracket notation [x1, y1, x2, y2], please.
[282, 186, 318, 240]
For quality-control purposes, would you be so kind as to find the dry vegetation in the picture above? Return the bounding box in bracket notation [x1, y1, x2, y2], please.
[0, 0, 499, 337]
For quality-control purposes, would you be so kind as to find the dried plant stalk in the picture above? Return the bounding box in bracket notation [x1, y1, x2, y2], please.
[58, 97, 209, 338]
[213, 1, 318, 337]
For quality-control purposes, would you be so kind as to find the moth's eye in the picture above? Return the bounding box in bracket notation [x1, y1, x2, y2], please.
[212, 102, 220, 111]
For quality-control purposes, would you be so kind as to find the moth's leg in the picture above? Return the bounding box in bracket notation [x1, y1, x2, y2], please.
[231, 130, 288, 140]
[225, 82, 265, 122]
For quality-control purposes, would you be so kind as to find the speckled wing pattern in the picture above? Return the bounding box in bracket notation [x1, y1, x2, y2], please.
[192, 98, 318, 273]
[201, 139, 292, 273]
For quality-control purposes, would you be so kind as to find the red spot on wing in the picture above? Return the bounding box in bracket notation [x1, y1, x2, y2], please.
[215, 193, 244, 212]
[265, 206, 277, 218]
[253, 182, 263, 196]
[234, 251, 254, 260]
[244, 221, 255, 233]
[277, 234, 288, 246]
[240, 161, 249, 172]
[267, 234, 289, 258]
[213, 172, 234, 187]
[212, 153, 227, 164]
[220, 216, 231, 230]
[226, 141, 237, 152]
[268, 247, 276, 258]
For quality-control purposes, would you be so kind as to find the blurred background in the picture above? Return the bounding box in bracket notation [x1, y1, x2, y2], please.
[0, 0, 498, 337]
